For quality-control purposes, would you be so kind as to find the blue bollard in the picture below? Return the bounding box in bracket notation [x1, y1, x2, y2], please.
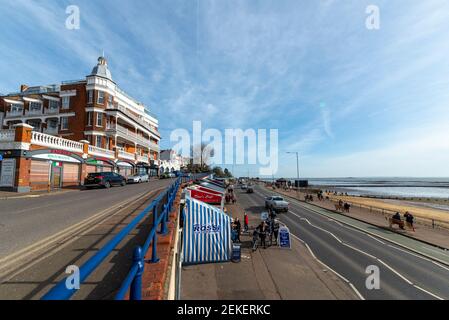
[130, 246, 144, 300]
[160, 204, 168, 235]
[151, 206, 159, 263]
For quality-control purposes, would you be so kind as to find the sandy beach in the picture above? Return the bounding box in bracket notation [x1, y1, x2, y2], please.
[327, 194, 449, 224]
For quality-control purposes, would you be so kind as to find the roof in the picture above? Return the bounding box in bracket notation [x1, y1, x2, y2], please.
[90, 56, 113, 81]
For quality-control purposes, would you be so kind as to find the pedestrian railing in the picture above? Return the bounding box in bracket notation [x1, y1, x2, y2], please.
[42, 176, 191, 300]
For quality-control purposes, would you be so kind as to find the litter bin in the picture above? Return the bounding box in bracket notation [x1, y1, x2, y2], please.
[231, 244, 241, 263]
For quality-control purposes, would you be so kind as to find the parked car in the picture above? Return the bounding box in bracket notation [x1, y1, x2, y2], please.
[84, 172, 126, 189]
[127, 173, 149, 184]
[241, 184, 248, 190]
[160, 172, 170, 179]
[265, 196, 289, 212]
[247, 186, 254, 193]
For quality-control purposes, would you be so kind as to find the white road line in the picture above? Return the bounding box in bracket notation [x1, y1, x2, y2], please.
[413, 285, 444, 300]
[376, 258, 413, 285]
[289, 232, 364, 300]
[388, 245, 449, 273]
[367, 234, 386, 245]
[288, 208, 444, 300]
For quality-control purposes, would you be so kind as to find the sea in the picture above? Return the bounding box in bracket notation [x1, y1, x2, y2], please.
[265, 177, 449, 199]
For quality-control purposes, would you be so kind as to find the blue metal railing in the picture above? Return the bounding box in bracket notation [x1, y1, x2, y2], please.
[42, 176, 190, 300]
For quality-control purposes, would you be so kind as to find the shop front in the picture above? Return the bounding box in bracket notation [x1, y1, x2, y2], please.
[85, 158, 116, 176]
[116, 161, 134, 178]
[25, 149, 83, 190]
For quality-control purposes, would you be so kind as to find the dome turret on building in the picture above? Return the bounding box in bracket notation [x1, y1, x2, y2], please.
[90, 56, 113, 80]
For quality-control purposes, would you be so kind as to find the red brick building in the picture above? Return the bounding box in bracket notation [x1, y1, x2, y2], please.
[0, 57, 161, 192]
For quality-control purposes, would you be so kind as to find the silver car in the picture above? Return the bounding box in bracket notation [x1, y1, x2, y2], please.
[127, 173, 149, 183]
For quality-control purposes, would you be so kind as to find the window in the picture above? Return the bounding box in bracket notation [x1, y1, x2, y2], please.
[96, 113, 103, 127]
[49, 100, 59, 110]
[97, 91, 105, 104]
[62, 96, 70, 109]
[88, 90, 93, 103]
[87, 112, 93, 126]
[11, 104, 23, 113]
[96, 136, 102, 147]
[30, 102, 42, 111]
[61, 117, 69, 130]
[108, 95, 113, 108]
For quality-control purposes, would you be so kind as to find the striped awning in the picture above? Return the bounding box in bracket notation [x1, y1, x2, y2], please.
[182, 196, 232, 265]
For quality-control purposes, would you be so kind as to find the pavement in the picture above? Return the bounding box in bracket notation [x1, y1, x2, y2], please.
[181, 191, 358, 300]
[253, 184, 449, 299]
[0, 178, 175, 258]
[0, 179, 176, 300]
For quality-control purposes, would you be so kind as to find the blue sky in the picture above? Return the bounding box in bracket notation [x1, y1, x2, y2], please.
[1, 0, 449, 178]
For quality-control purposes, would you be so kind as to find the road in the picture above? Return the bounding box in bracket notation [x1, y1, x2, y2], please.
[238, 184, 449, 300]
[0, 178, 175, 258]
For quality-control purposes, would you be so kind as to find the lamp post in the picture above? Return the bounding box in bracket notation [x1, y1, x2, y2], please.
[287, 152, 300, 196]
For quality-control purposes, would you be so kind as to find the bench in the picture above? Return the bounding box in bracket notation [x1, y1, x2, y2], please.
[389, 218, 405, 229]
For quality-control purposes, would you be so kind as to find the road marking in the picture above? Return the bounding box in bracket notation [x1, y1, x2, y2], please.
[413, 285, 444, 300]
[265, 187, 449, 267]
[287, 207, 445, 300]
[0, 187, 163, 280]
[289, 232, 364, 300]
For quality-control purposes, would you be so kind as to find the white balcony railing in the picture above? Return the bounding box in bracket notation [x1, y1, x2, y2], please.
[107, 124, 155, 149]
[44, 107, 60, 115]
[25, 109, 43, 116]
[0, 129, 15, 142]
[32, 131, 84, 153]
[136, 154, 149, 164]
[106, 104, 159, 137]
[6, 110, 24, 118]
[118, 149, 135, 161]
[88, 145, 115, 159]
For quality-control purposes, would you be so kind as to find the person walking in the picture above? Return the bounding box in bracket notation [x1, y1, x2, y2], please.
[404, 211, 415, 232]
[257, 222, 267, 249]
[244, 212, 249, 233]
[235, 218, 241, 243]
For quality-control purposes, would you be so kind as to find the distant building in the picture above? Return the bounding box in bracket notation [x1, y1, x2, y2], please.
[159, 149, 187, 174]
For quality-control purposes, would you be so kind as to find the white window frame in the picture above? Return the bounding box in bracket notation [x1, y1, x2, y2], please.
[87, 112, 93, 126]
[61, 117, 69, 130]
[88, 90, 93, 104]
[96, 135, 102, 147]
[96, 113, 103, 127]
[97, 91, 105, 104]
[62, 96, 70, 109]
[49, 100, 59, 110]
[29, 102, 42, 111]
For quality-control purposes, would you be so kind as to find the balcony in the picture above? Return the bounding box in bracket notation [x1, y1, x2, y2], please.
[0, 129, 15, 142]
[44, 107, 60, 115]
[106, 105, 159, 137]
[88, 145, 115, 159]
[106, 124, 157, 150]
[25, 108, 43, 116]
[118, 149, 135, 161]
[44, 127, 59, 135]
[136, 154, 149, 163]
[6, 110, 24, 118]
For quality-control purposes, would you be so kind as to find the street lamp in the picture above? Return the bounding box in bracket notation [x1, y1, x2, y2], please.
[286, 152, 300, 196]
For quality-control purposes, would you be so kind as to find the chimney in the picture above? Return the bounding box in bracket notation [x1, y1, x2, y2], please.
[20, 84, 29, 92]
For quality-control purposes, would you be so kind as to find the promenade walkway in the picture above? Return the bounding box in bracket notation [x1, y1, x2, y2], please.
[181, 192, 358, 300]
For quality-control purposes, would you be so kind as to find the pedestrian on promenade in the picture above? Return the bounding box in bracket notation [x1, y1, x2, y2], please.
[244, 212, 249, 232]
[235, 218, 241, 242]
[257, 222, 268, 249]
[273, 220, 280, 245]
[404, 211, 415, 232]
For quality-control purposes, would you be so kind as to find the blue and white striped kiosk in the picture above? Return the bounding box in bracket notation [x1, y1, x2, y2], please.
[182, 195, 232, 265]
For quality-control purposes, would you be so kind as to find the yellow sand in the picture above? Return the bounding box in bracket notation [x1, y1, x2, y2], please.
[330, 195, 449, 223]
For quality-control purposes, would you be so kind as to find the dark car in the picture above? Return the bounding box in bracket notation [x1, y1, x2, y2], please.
[247, 186, 254, 193]
[84, 172, 126, 189]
